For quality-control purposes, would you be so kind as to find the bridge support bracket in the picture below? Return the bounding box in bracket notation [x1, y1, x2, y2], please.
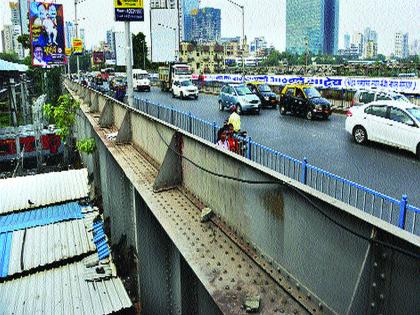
[153, 132, 183, 193]
[116, 111, 132, 144]
[99, 100, 114, 128]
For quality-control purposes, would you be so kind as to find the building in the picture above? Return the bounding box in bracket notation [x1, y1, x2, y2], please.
[19, 0, 29, 35]
[106, 30, 116, 53]
[179, 41, 224, 73]
[65, 21, 76, 49]
[365, 40, 378, 59]
[80, 29, 86, 48]
[190, 8, 221, 43]
[182, 0, 199, 41]
[363, 27, 378, 59]
[337, 44, 361, 59]
[286, 0, 339, 55]
[352, 32, 364, 57]
[344, 33, 350, 50]
[151, 0, 177, 9]
[394, 32, 409, 59]
[250, 37, 268, 55]
[410, 39, 420, 56]
[223, 37, 249, 60]
[9, 1, 24, 58]
[1, 25, 15, 53]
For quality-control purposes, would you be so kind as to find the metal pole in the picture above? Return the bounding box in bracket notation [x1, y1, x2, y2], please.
[174, 28, 177, 61]
[125, 21, 134, 107]
[75, 0, 80, 80]
[143, 40, 146, 69]
[20, 75, 27, 125]
[242, 6, 245, 80]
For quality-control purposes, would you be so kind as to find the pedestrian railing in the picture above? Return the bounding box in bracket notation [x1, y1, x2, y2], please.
[133, 97, 420, 235]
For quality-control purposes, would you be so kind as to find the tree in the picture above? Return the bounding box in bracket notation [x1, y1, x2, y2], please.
[17, 34, 31, 49]
[132, 32, 151, 70]
[69, 53, 92, 73]
[0, 52, 20, 63]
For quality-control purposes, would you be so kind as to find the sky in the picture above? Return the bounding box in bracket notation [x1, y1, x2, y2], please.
[0, 0, 419, 55]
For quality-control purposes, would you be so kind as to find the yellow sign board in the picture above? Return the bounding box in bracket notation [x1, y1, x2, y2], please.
[72, 38, 83, 55]
[114, 0, 143, 9]
[65, 48, 72, 56]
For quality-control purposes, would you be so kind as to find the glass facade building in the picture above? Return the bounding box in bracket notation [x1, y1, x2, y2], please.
[191, 8, 221, 43]
[286, 0, 339, 55]
[183, 0, 199, 41]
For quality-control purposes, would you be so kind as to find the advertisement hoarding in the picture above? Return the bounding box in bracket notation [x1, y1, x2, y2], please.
[72, 38, 83, 55]
[114, 0, 144, 21]
[93, 51, 105, 64]
[30, 2, 65, 67]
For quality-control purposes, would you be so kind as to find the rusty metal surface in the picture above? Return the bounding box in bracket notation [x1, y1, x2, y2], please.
[68, 84, 310, 314]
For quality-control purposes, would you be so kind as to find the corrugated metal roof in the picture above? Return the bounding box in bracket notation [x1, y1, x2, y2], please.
[0, 210, 102, 279]
[0, 201, 85, 233]
[0, 169, 89, 215]
[0, 254, 132, 314]
[0, 59, 28, 72]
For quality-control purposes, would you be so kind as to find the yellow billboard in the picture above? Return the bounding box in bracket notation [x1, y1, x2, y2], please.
[114, 0, 143, 9]
[72, 38, 83, 55]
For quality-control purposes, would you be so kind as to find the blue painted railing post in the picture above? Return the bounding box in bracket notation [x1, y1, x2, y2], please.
[145, 99, 149, 114]
[398, 195, 408, 229]
[188, 112, 192, 133]
[157, 103, 160, 119]
[213, 121, 217, 143]
[301, 158, 308, 184]
[171, 106, 175, 125]
[247, 137, 252, 160]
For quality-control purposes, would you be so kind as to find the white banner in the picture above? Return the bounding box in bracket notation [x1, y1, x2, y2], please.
[192, 74, 420, 95]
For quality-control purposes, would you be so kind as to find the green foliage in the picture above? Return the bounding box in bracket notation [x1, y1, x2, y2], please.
[76, 138, 96, 154]
[69, 53, 92, 73]
[0, 52, 20, 63]
[17, 34, 31, 49]
[132, 32, 152, 70]
[43, 94, 80, 139]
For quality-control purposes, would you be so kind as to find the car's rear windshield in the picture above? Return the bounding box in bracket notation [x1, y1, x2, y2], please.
[407, 107, 420, 122]
[181, 81, 193, 86]
[258, 84, 272, 92]
[394, 94, 410, 102]
[304, 87, 321, 98]
[235, 86, 253, 96]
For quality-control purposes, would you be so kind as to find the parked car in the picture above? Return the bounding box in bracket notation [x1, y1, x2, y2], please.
[246, 82, 279, 109]
[218, 84, 261, 114]
[351, 88, 410, 107]
[279, 84, 332, 120]
[172, 80, 199, 99]
[345, 100, 420, 159]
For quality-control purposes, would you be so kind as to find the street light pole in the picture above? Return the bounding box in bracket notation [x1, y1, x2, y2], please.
[74, 0, 80, 80]
[224, 0, 245, 79]
[125, 22, 134, 107]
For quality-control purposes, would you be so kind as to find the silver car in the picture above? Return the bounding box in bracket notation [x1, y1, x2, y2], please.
[218, 84, 261, 114]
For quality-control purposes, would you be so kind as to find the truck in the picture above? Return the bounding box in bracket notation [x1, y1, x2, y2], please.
[159, 63, 192, 92]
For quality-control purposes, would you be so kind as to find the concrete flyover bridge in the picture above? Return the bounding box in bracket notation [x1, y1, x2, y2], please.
[65, 79, 420, 315]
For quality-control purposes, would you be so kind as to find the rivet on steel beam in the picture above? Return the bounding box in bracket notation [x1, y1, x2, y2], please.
[296, 283, 300, 290]
[380, 294, 385, 300]
[371, 302, 376, 308]
[380, 273, 385, 280]
[382, 253, 387, 259]
[372, 282, 377, 288]
[373, 262, 378, 268]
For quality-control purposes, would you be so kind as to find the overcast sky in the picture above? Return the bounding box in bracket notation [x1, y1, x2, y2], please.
[1, 0, 419, 55]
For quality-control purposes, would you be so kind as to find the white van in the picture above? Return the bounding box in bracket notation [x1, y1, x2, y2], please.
[133, 69, 151, 92]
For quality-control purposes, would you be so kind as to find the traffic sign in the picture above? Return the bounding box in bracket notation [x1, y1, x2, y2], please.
[114, 0, 144, 21]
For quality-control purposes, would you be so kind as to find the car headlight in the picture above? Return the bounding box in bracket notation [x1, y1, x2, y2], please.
[264, 96, 269, 101]
[315, 105, 323, 110]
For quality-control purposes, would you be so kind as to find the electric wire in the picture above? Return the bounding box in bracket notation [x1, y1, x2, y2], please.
[154, 124, 420, 260]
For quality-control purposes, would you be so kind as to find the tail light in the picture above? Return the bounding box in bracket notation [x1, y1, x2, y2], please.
[346, 109, 353, 117]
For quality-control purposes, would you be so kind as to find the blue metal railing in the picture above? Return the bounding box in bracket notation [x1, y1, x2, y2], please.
[133, 98, 420, 236]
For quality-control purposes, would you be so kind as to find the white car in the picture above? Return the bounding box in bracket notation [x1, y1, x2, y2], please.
[345, 100, 420, 159]
[172, 80, 199, 100]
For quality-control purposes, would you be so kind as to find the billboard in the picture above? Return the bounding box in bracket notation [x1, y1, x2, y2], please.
[114, 0, 144, 21]
[30, 2, 66, 67]
[72, 38, 83, 55]
[151, 9, 178, 63]
[93, 51, 105, 64]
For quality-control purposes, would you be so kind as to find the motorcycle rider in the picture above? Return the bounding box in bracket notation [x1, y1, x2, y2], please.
[228, 105, 241, 133]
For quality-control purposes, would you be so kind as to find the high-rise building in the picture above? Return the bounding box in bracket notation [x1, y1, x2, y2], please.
[80, 29, 86, 48]
[286, 0, 339, 55]
[395, 32, 409, 59]
[363, 27, 378, 58]
[344, 33, 350, 50]
[65, 22, 76, 49]
[106, 30, 116, 53]
[410, 39, 420, 56]
[191, 8, 221, 43]
[352, 32, 364, 57]
[1, 25, 15, 53]
[19, 0, 29, 35]
[182, 0, 199, 41]
[151, 0, 177, 9]
[9, 1, 24, 58]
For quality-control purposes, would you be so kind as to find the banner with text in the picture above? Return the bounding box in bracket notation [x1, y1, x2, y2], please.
[192, 74, 420, 95]
[114, 0, 144, 21]
[30, 2, 66, 67]
[72, 38, 83, 55]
